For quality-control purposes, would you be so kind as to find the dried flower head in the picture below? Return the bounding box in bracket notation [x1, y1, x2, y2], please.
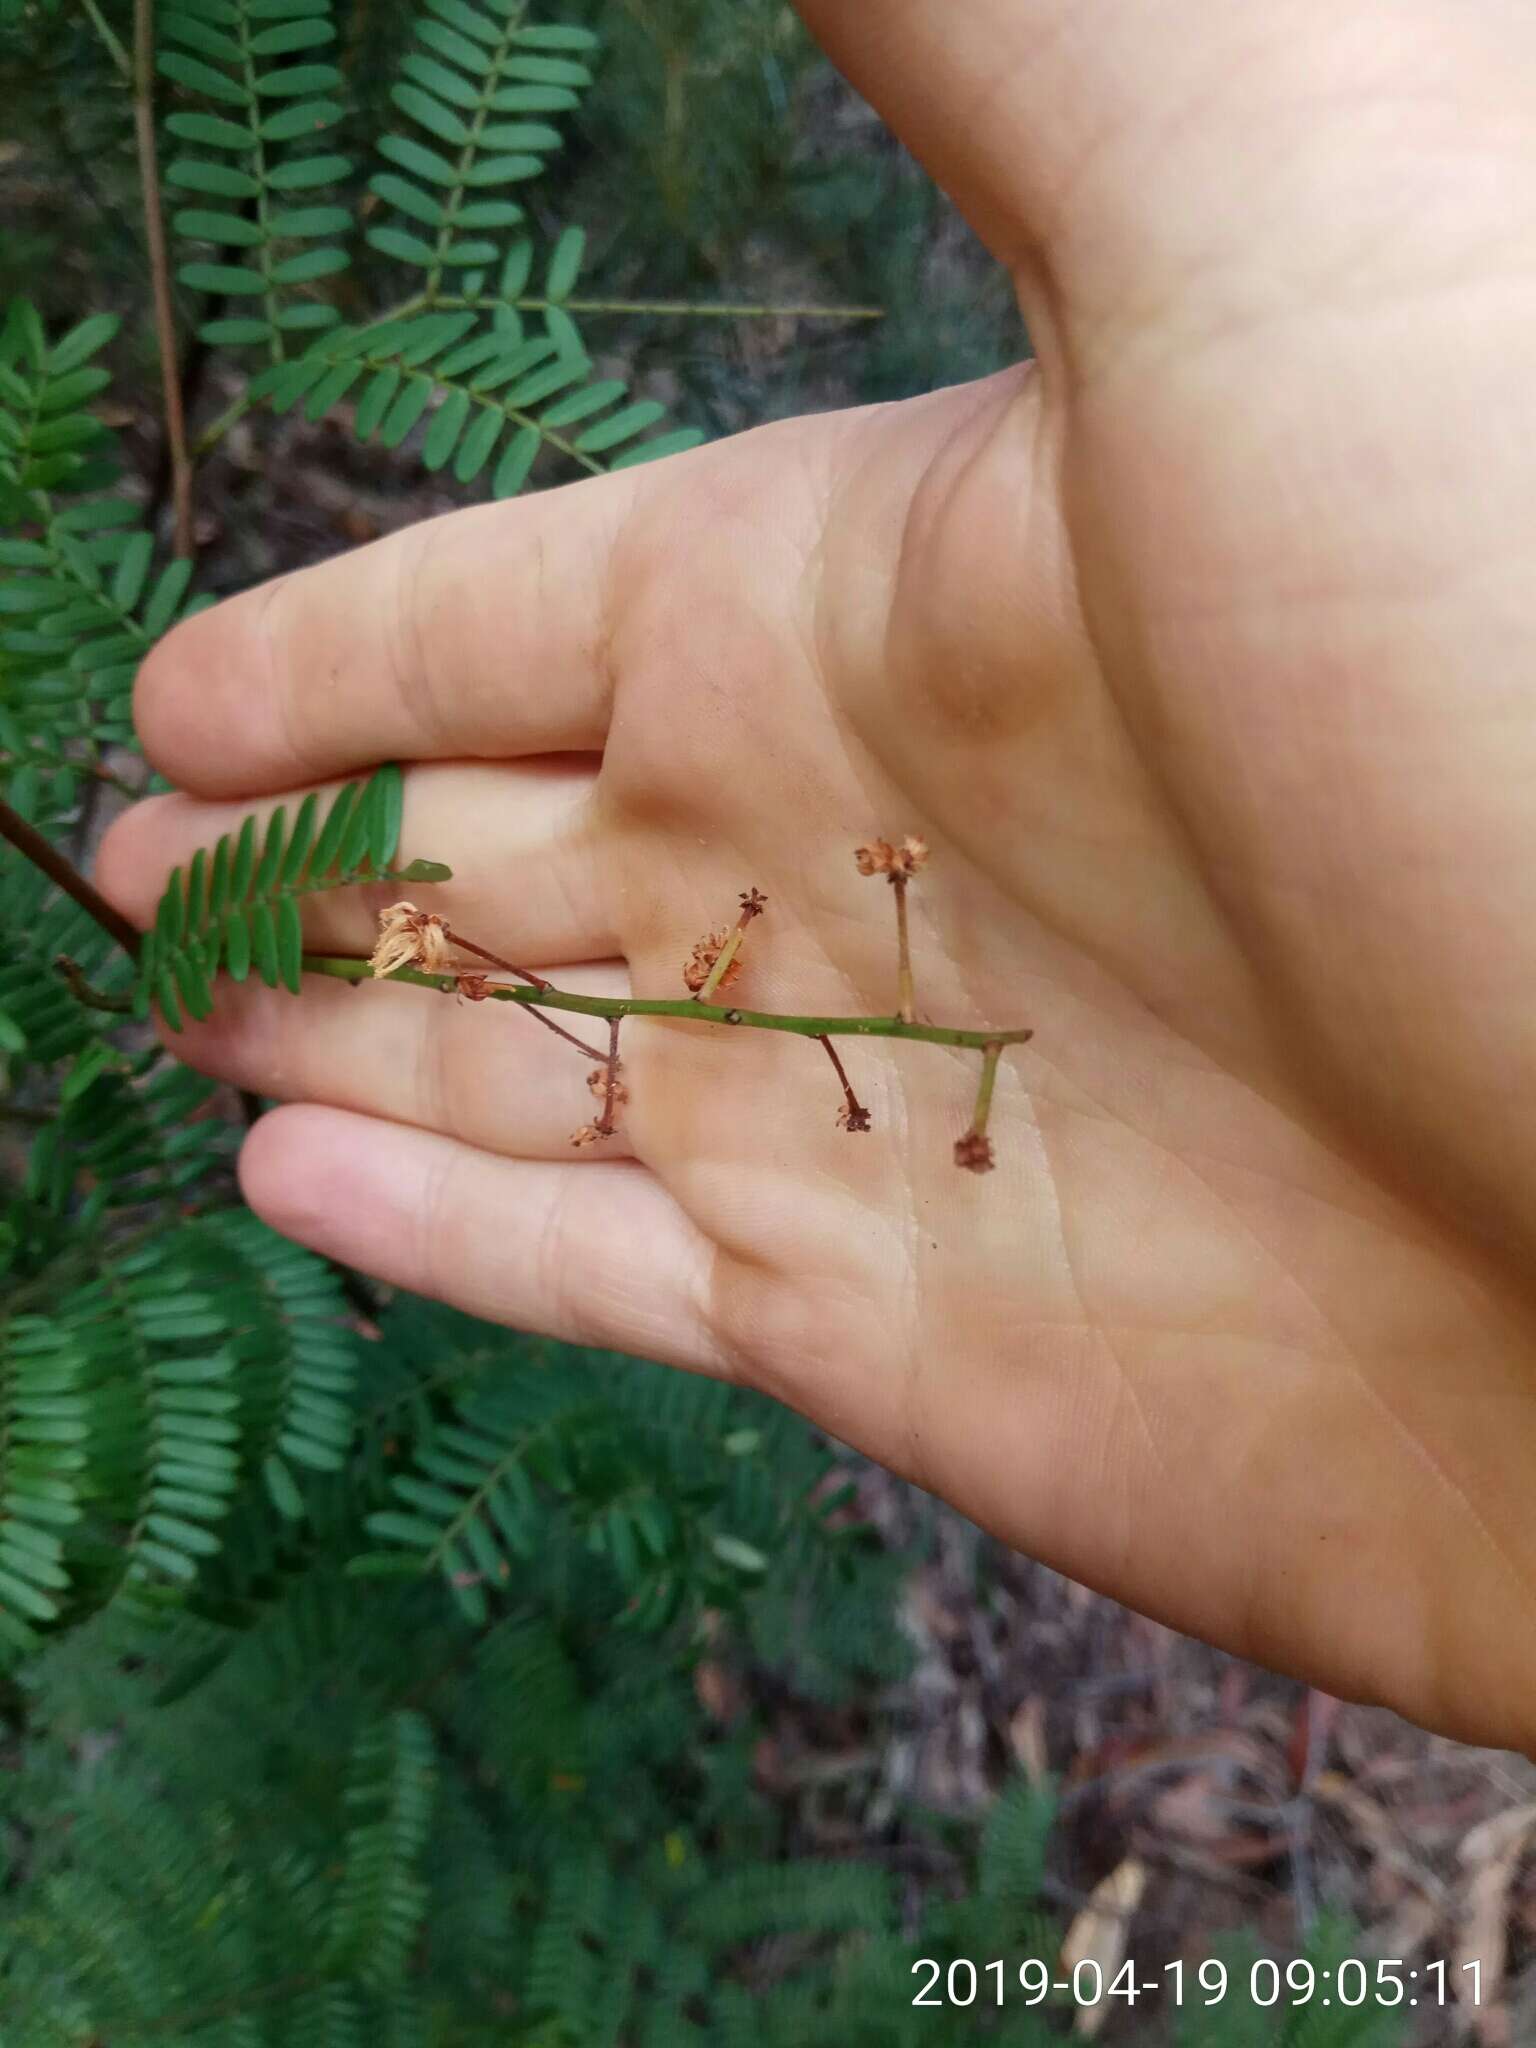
[854, 834, 929, 881]
[738, 887, 768, 920]
[370, 901, 450, 979]
[569, 1123, 612, 1148]
[587, 1062, 629, 1106]
[836, 1102, 872, 1134]
[683, 929, 742, 994]
[953, 1131, 996, 1174]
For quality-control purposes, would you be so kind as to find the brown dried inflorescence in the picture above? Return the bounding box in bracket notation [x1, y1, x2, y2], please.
[836, 1102, 872, 1134]
[953, 1131, 996, 1174]
[370, 901, 450, 979]
[569, 1123, 611, 1148]
[683, 929, 743, 994]
[587, 1062, 629, 1107]
[854, 834, 929, 882]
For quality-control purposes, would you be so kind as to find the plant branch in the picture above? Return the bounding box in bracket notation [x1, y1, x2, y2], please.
[189, 387, 252, 458]
[54, 955, 134, 1010]
[133, 0, 195, 557]
[305, 955, 1033, 1050]
[594, 1015, 621, 1135]
[0, 797, 141, 959]
[436, 293, 885, 322]
[817, 1033, 870, 1132]
[441, 931, 609, 1060]
[80, 0, 132, 81]
[892, 873, 915, 1024]
[444, 927, 548, 990]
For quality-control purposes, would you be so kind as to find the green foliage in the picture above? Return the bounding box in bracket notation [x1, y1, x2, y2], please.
[0, 302, 198, 816]
[1174, 1919, 1411, 2048]
[161, 0, 353, 356]
[365, 2, 587, 285]
[354, 1305, 886, 1635]
[0, 1210, 356, 1661]
[136, 761, 451, 1027]
[147, 0, 707, 487]
[323, 1710, 437, 1988]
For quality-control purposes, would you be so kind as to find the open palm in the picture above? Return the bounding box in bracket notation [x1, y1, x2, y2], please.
[102, 0, 1536, 1752]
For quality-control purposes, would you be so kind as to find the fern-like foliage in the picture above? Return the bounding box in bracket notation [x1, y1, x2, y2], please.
[352, 1305, 880, 1636]
[135, 761, 451, 1029]
[323, 1710, 437, 1988]
[0, 1214, 356, 1662]
[366, 0, 590, 300]
[0, 303, 198, 811]
[150, 2, 709, 492]
[160, 0, 353, 358]
[256, 304, 697, 491]
[24, 1052, 233, 1220]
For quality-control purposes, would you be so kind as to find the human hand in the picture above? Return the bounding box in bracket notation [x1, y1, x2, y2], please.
[101, 0, 1536, 1751]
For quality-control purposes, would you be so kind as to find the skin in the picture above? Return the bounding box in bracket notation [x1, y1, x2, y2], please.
[100, 0, 1536, 1751]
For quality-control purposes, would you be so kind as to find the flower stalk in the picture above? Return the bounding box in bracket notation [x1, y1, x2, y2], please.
[818, 1034, 871, 1133]
[954, 1040, 1004, 1174]
[892, 874, 914, 1024]
[855, 836, 927, 1022]
[690, 889, 767, 1002]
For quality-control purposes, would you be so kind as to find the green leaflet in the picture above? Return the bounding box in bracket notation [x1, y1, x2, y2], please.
[140, 0, 707, 499]
[160, 0, 353, 357]
[0, 307, 201, 791]
[368, 0, 582, 285]
[136, 764, 454, 1030]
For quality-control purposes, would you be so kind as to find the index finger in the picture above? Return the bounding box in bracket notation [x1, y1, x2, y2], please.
[134, 461, 646, 798]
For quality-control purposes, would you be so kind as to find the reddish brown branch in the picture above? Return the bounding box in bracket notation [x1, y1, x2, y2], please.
[818, 1033, 870, 1132]
[133, 0, 194, 558]
[594, 1015, 622, 1135]
[0, 797, 141, 959]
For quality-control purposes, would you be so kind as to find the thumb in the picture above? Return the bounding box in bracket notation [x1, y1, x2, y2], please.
[794, 2, 1512, 341]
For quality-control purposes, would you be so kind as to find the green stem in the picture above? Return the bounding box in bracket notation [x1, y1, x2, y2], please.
[191, 388, 251, 458]
[970, 1042, 1003, 1133]
[232, 0, 284, 366]
[80, 0, 132, 81]
[304, 954, 1033, 1050]
[436, 294, 885, 321]
[191, 293, 432, 452]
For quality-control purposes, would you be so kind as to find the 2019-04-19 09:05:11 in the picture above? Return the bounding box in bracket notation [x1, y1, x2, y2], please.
[910, 1956, 1484, 2010]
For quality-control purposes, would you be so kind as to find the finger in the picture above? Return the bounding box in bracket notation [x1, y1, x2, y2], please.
[95, 758, 615, 965]
[134, 463, 648, 797]
[238, 1105, 727, 1373]
[797, 1, 1494, 325]
[161, 961, 634, 1164]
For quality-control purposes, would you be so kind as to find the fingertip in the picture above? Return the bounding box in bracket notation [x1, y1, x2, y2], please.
[93, 793, 185, 928]
[237, 1102, 333, 1240]
[135, 585, 296, 798]
[237, 1103, 414, 1278]
[132, 604, 208, 787]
